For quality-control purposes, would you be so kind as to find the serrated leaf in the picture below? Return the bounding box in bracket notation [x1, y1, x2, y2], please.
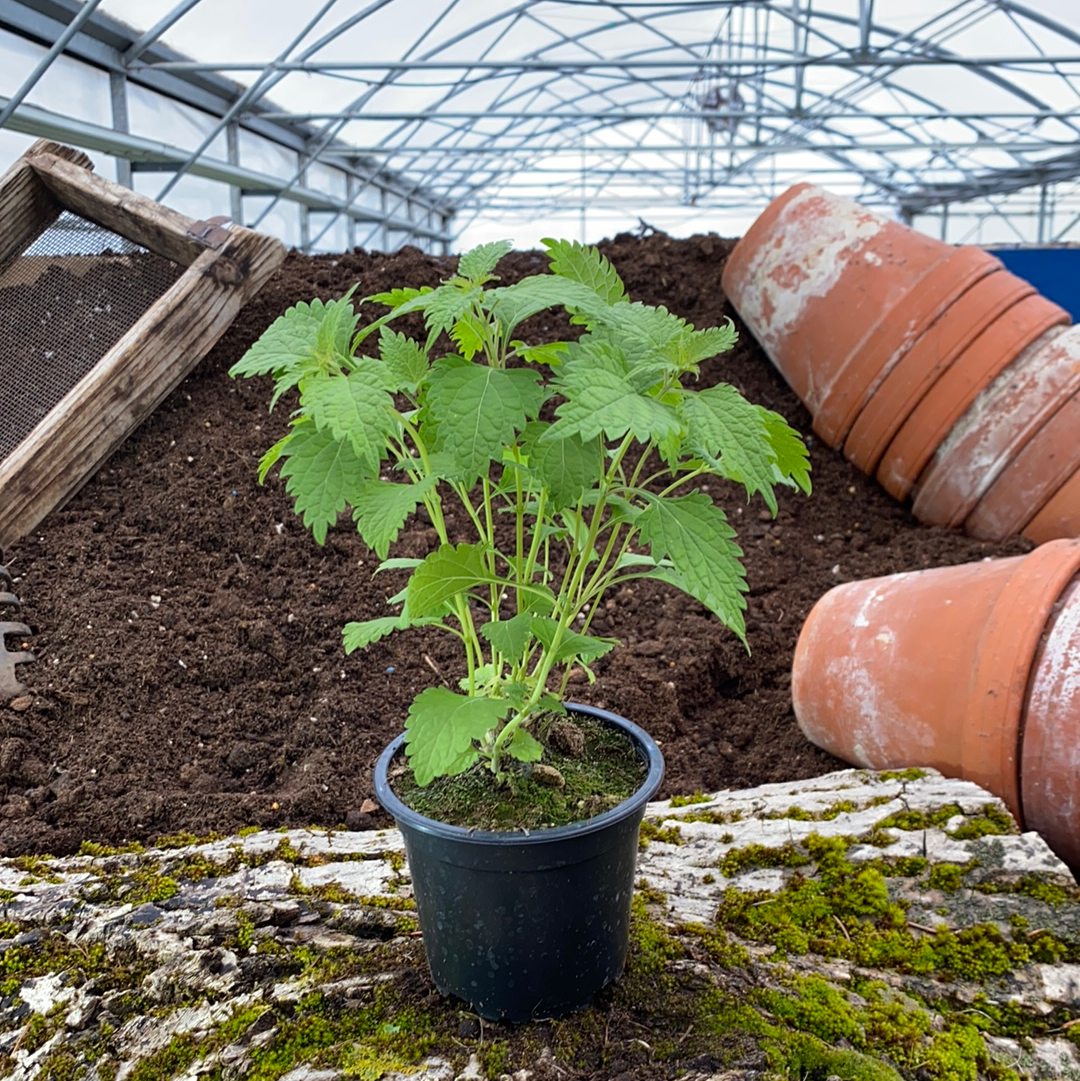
[507, 728, 543, 763]
[354, 286, 436, 344]
[376, 556, 423, 573]
[760, 407, 813, 496]
[524, 426, 602, 509]
[299, 370, 395, 473]
[680, 383, 783, 513]
[404, 687, 511, 786]
[544, 342, 682, 445]
[351, 476, 436, 559]
[427, 361, 546, 482]
[257, 430, 295, 483]
[638, 492, 747, 643]
[457, 239, 513, 283]
[486, 275, 608, 335]
[515, 340, 571, 367]
[530, 617, 617, 664]
[450, 310, 488, 360]
[424, 285, 482, 351]
[479, 611, 534, 664]
[278, 424, 372, 545]
[378, 327, 429, 392]
[342, 610, 442, 652]
[542, 237, 627, 306]
[406, 543, 489, 617]
[315, 293, 359, 360]
[229, 298, 326, 380]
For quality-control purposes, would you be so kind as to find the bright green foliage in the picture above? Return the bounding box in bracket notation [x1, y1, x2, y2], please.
[231, 237, 811, 784]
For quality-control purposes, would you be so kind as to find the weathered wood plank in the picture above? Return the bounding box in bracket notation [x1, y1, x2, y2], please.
[0, 142, 97, 269]
[0, 227, 286, 550]
[29, 151, 207, 267]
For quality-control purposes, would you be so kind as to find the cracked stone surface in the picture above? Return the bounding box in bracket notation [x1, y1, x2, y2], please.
[1, 768, 1078, 1080]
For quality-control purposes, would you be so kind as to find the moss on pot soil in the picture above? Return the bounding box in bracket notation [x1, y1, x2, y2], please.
[389, 711, 647, 830]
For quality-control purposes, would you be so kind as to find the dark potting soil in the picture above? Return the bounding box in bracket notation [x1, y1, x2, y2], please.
[0, 231, 1031, 857]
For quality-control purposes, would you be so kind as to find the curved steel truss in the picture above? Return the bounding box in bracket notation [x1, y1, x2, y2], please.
[2, 0, 1079, 250]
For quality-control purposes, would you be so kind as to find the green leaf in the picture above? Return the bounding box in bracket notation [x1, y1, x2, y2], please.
[524, 425, 602, 509]
[427, 360, 546, 482]
[530, 617, 617, 664]
[450, 310, 488, 360]
[229, 298, 326, 380]
[406, 543, 489, 617]
[378, 327, 429, 392]
[542, 237, 627, 306]
[457, 239, 512, 283]
[299, 370, 395, 473]
[680, 383, 784, 513]
[424, 285, 482, 351]
[351, 476, 436, 559]
[405, 687, 511, 786]
[486, 275, 608, 335]
[354, 286, 436, 344]
[545, 342, 682, 445]
[760, 407, 813, 496]
[514, 340, 571, 367]
[507, 728, 543, 763]
[342, 610, 442, 652]
[278, 424, 373, 545]
[375, 556, 423, 574]
[479, 612, 534, 664]
[638, 492, 747, 643]
[315, 291, 359, 360]
[257, 430, 295, 483]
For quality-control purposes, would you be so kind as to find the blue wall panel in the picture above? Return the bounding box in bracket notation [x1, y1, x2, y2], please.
[986, 247, 1080, 321]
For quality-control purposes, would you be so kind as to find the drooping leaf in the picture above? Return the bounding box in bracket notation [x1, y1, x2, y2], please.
[486, 275, 608, 335]
[760, 407, 813, 496]
[424, 284, 482, 350]
[404, 687, 511, 786]
[299, 370, 395, 473]
[351, 476, 436, 559]
[514, 340, 572, 367]
[638, 492, 747, 643]
[542, 237, 627, 306]
[314, 290, 360, 361]
[680, 383, 783, 513]
[427, 360, 546, 482]
[457, 239, 513, 283]
[277, 423, 373, 545]
[342, 610, 442, 652]
[479, 611, 534, 664]
[406, 542, 490, 616]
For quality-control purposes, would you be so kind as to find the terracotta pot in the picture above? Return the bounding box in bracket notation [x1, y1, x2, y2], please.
[720, 183, 986, 448]
[965, 380, 1080, 542]
[1022, 577, 1080, 870]
[875, 292, 1071, 501]
[792, 539, 1080, 826]
[1023, 468, 1080, 545]
[842, 269, 1036, 476]
[911, 325, 1079, 528]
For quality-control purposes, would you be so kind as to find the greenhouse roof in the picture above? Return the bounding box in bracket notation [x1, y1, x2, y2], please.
[1, 0, 1079, 249]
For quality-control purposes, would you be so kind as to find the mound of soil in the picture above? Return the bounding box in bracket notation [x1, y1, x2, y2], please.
[0, 232, 1030, 856]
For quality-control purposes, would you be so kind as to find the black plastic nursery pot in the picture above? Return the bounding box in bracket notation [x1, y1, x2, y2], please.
[373, 702, 665, 1022]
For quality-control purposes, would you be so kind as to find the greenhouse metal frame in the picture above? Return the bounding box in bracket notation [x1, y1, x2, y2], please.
[1, 0, 1079, 251]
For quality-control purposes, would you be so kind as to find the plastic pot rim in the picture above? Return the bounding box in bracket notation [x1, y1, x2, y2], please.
[373, 701, 665, 847]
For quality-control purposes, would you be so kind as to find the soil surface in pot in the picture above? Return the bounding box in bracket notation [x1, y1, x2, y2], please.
[1, 231, 1031, 857]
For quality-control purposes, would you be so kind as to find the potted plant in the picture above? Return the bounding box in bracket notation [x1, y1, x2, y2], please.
[231, 238, 811, 1020]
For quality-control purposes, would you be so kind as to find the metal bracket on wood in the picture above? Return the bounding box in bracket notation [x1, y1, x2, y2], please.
[187, 214, 234, 249]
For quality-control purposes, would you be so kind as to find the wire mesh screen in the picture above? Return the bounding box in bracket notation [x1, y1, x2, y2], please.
[0, 210, 184, 465]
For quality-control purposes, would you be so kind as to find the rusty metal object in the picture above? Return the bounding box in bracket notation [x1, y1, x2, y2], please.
[186, 215, 234, 250]
[0, 550, 34, 701]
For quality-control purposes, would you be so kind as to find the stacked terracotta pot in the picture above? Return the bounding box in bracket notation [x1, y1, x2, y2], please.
[792, 540, 1080, 873]
[721, 182, 1080, 543]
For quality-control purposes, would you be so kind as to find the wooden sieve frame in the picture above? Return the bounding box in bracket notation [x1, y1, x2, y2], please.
[0, 139, 286, 550]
